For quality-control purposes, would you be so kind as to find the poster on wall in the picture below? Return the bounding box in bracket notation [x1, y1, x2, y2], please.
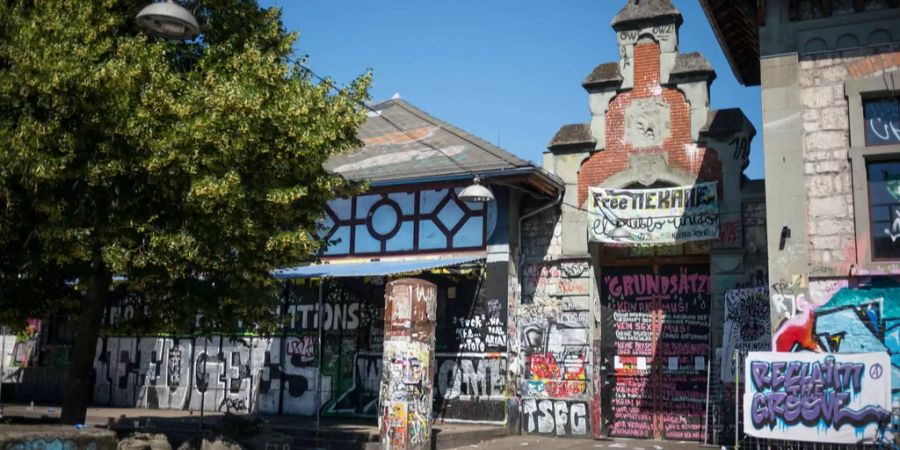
[743, 352, 891, 443]
[721, 287, 770, 382]
[11, 319, 41, 368]
[588, 182, 719, 245]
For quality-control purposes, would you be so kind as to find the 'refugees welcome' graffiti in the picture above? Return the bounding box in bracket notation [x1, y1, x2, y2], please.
[744, 352, 891, 444]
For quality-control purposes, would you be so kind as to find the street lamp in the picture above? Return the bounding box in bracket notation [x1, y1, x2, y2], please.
[136, 0, 200, 41]
[458, 177, 495, 203]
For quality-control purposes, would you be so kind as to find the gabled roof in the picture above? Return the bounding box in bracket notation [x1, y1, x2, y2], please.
[325, 98, 562, 195]
[612, 0, 683, 30]
[548, 123, 595, 150]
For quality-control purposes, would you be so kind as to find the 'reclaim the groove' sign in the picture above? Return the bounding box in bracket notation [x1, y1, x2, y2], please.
[743, 352, 892, 444]
[588, 182, 719, 245]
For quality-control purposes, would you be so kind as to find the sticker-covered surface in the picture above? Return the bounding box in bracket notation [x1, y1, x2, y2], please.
[379, 279, 437, 450]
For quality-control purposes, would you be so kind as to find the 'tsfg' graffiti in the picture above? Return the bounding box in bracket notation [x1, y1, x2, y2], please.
[522, 399, 589, 436]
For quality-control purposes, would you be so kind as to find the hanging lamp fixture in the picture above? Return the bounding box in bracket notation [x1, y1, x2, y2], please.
[136, 0, 200, 41]
[458, 177, 495, 203]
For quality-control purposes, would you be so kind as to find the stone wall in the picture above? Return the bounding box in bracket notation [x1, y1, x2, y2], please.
[800, 46, 900, 274]
[517, 208, 594, 438]
[0, 426, 116, 450]
[769, 44, 900, 406]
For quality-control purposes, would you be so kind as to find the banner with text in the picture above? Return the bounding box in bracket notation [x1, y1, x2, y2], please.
[588, 182, 719, 245]
[743, 352, 891, 443]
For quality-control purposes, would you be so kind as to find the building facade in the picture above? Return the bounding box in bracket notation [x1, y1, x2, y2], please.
[0, 1, 799, 443]
[0, 99, 563, 433]
[522, 0, 765, 440]
[703, 0, 900, 409]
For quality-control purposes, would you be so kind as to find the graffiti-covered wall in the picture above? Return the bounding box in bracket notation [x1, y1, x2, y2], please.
[772, 278, 900, 403]
[533, 0, 765, 441]
[516, 207, 595, 438]
[86, 267, 513, 423]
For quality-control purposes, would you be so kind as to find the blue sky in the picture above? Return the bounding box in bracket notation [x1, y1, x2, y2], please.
[259, 0, 765, 180]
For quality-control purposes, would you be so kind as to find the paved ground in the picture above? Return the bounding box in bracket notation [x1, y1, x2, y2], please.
[0, 404, 712, 450]
[458, 435, 710, 450]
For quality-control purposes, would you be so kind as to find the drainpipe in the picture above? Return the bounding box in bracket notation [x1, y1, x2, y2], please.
[315, 279, 324, 436]
[515, 189, 563, 434]
[1, 330, 4, 414]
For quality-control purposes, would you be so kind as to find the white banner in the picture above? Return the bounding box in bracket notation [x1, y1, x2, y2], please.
[588, 182, 719, 245]
[743, 352, 892, 443]
[721, 287, 771, 382]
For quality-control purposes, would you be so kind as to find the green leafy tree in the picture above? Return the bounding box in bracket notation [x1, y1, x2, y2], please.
[0, 0, 370, 423]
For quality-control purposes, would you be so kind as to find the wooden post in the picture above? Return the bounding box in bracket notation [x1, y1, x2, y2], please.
[379, 278, 437, 450]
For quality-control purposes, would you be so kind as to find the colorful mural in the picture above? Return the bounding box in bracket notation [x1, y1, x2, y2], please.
[772, 279, 900, 403]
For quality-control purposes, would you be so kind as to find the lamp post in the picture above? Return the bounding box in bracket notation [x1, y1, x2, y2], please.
[136, 0, 200, 41]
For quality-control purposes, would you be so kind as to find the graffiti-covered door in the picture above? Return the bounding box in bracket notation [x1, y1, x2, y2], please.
[600, 264, 710, 441]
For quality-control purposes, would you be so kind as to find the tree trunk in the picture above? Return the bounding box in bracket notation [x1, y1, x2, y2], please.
[60, 257, 110, 425]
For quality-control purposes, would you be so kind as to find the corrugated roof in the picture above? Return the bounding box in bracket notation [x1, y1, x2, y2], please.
[699, 0, 760, 86]
[325, 99, 534, 183]
[548, 123, 595, 150]
[612, 0, 683, 29]
[273, 255, 484, 279]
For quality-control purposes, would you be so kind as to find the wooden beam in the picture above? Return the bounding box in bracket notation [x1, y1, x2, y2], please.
[757, 0, 767, 26]
[788, 0, 800, 21]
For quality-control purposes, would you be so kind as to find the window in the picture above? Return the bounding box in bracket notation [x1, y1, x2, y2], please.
[867, 160, 900, 260]
[847, 71, 900, 267]
[863, 96, 900, 146]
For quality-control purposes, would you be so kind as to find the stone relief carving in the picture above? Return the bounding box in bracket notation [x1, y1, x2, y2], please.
[625, 97, 671, 149]
[628, 153, 669, 187]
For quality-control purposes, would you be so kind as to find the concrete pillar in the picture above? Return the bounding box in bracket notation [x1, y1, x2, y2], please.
[379, 278, 437, 450]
